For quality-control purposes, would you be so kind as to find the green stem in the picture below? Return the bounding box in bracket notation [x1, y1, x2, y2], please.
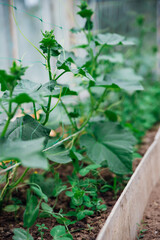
[33, 102, 37, 120]
[0, 102, 8, 115]
[60, 100, 78, 130]
[10, 168, 29, 188]
[79, 88, 108, 130]
[88, 88, 95, 107]
[42, 48, 52, 125]
[1, 117, 11, 137]
[41, 233, 43, 240]
[42, 96, 51, 125]
[47, 48, 52, 81]
[95, 44, 105, 62]
[0, 90, 15, 137]
[94, 88, 108, 111]
[27, 228, 30, 240]
[55, 71, 65, 81]
[0, 172, 10, 203]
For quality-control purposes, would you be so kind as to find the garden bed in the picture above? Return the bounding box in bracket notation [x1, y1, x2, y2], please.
[97, 125, 160, 240]
[0, 124, 158, 240]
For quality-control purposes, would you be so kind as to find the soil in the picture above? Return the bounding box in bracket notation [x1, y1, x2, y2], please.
[0, 124, 159, 240]
[136, 180, 160, 240]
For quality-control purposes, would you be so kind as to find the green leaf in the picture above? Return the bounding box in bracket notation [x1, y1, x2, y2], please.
[105, 110, 118, 122]
[77, 9, 93, 18]
[65, 191, 74, 197]
[80, 121, 136, 174]
[96, 68, 143, 92]
[45, 146, 72, 164]
[5, 115, 51, 140]
[0, 70, 15, 91]
[50, 225, 72, 240]
[13, 79, 56, 105]
[14, 79, 41, 95]
[95, 33, 135, 46]
[12, 93, 34, 104]
[53, 87, 78, 98]
[13, 228, 33, 240]
[30, 174, 55, 197]
[97, 204, 107, 211]
[57, 57, 94, 82]
[98, 53, 124, 63]
[3, 205, 20, 212]
[31, 186, 48, 202]
[0, 138, 48, 169]
[79, 164, 101, 176]
[10, 61, 28, 80]
[77, 210, 94, 220]
[53, 184, 67, 197]
[41, 202, 53, 214]
[75, 68, 94, 82]
[23, 195, 39, 228]
[71, 190, 84, 206]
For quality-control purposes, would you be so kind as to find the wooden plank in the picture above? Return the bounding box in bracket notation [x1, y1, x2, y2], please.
[97, 128, 160, 240]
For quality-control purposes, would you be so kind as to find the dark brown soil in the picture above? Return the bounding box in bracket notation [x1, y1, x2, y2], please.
[136, 181, 160, 240]
[0, 125, 159, 240]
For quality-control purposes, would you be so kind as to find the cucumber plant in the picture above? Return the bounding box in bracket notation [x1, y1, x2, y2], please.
[0, 1, 144, 238]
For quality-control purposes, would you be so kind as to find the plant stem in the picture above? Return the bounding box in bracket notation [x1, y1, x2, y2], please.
[94, 88, 108, 111]
[0, 172, 10, 203]
[42, 48, 52, 125]
[10, 167, 29, 188]
[1, 116, 11, 137]
[79, 88, 108, 130]
[43, 128, 84, 152]
[47, 48, 52, 81]
[33, 102, 37, 120]
[60, 99, 78, 130]
[27, 228, 30, 240]
[0, 90, 15, 138]
[0, 102, 8, 115]
[55, 71, 65, 81]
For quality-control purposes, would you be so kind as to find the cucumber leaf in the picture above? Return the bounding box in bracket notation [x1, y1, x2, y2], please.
[80, 121, 136, 175]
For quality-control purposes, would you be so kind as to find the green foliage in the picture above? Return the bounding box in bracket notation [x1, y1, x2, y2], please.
[40, 30, 62, 57]
[23, 191, 39, 228]
[0, 138, 48, 169]
[1, 3, 158, 240]
[79, 164, 101, 176]
[3, 204, 20, 212]
[0, 61, 27, 92]
[77, 1, 93, 31]
[5, 115, 50, 140]
[36, 223, 48, 240]
[80, 121, 136, 174]
[117, 81, 160, 141]
[50, 225, 73, 240]
[45, 145, 72, 164]
[13, 228, 33, 240]
[10, 61, 28, 80]
[30, 173, 55, 197]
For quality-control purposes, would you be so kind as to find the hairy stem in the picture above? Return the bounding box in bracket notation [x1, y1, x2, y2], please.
[42, 48, 52, 125]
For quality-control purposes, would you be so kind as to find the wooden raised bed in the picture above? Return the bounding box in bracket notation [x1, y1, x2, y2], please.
[97, 128, 160, 240]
